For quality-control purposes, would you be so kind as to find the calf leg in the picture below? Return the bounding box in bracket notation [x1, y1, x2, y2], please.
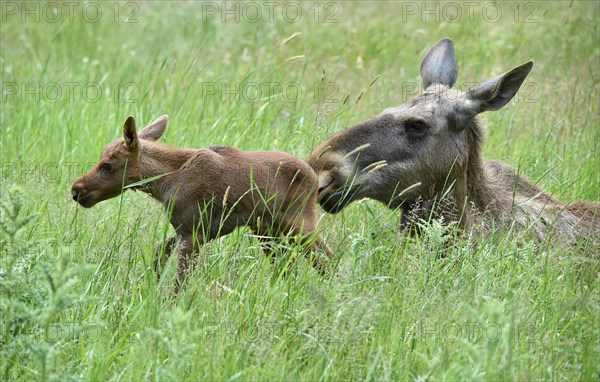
[267, 229, 331, 275]
[313, 235, 333, 273]
[174, 233, 203, 294]
[257, 234, 299, 274]
[296, 210, 333, 274]
[276, 211, 333, 274]
[256, 235, 279, 263]
[154, 236, 178, 281]
[297, 232, 332, 274]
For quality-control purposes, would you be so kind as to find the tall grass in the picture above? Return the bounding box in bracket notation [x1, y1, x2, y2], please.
[1, 1, 598, 380]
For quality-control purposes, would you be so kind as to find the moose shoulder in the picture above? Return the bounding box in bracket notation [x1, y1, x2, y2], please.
[308, 38, 599, 244]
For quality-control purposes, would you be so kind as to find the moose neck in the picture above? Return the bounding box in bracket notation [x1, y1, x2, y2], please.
[136, 140, 196, 202]
[447, 119, 497, 228]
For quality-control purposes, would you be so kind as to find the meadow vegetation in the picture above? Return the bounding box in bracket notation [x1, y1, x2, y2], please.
[1, 1, 598, 380]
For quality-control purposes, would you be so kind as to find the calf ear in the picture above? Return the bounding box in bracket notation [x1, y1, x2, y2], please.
[420, 38, 458, 91]
[123, 116, 138, 150]
[464, 61, 533, 114]
[139, 115, 168, 141]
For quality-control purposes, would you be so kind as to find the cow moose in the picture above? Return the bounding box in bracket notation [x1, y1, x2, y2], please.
[72, 115, 331, 292]
[308, 38, 599, 245]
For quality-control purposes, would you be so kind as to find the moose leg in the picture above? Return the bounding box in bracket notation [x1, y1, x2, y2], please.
[252, 225, 287, 263]
[287, 215, 332, 274]
[302, 207, 333, 273]
[256, 235, 278, 264]
[269, 235, 300, 274]
[299, 232, 332, 275]
[154, 236, 179, 281]
[174, 234, 203, 294]
[270, 205, 333, 274]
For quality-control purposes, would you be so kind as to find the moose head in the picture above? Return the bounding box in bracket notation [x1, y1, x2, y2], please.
[71, 115, 168, 208]
[308, 38, 533, 222]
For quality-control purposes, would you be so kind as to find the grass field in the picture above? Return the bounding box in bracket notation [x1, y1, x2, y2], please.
[1, 1, 599, 380]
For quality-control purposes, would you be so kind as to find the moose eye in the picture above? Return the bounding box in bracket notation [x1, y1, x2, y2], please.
[101, 163, 112, 172]
[406, 120, 428, 133]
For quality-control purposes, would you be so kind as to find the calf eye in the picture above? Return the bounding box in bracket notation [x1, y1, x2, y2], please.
[101, 163, 112, 171]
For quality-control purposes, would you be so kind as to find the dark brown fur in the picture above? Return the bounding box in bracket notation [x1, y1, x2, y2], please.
[72, 115, 331, 291]
[308, 38, 599, 246]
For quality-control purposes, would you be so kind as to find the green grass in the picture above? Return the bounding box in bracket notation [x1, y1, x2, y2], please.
[1, 1, 599, 380]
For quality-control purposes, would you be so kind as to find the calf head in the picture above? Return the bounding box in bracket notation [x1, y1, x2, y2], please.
[308, 38, 532, 214]
[71, 115, 167, 207]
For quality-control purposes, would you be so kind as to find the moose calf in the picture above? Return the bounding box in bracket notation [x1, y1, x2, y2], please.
[72, 115, 331, 291]
[309, 38, 599, 246]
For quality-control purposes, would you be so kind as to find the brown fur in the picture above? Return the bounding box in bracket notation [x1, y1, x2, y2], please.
[72, 115, 331, 292]
[308, 38, 599, 247]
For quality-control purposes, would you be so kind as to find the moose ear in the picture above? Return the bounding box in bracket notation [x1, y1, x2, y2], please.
[420, 38, 458, 91]
[123, 115, 138, 150]
[138, 115, 168, 141]
[464, 61, 533, 114]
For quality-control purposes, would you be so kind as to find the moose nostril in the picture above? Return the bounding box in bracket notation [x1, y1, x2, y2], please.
[71, 190, 80, 201]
